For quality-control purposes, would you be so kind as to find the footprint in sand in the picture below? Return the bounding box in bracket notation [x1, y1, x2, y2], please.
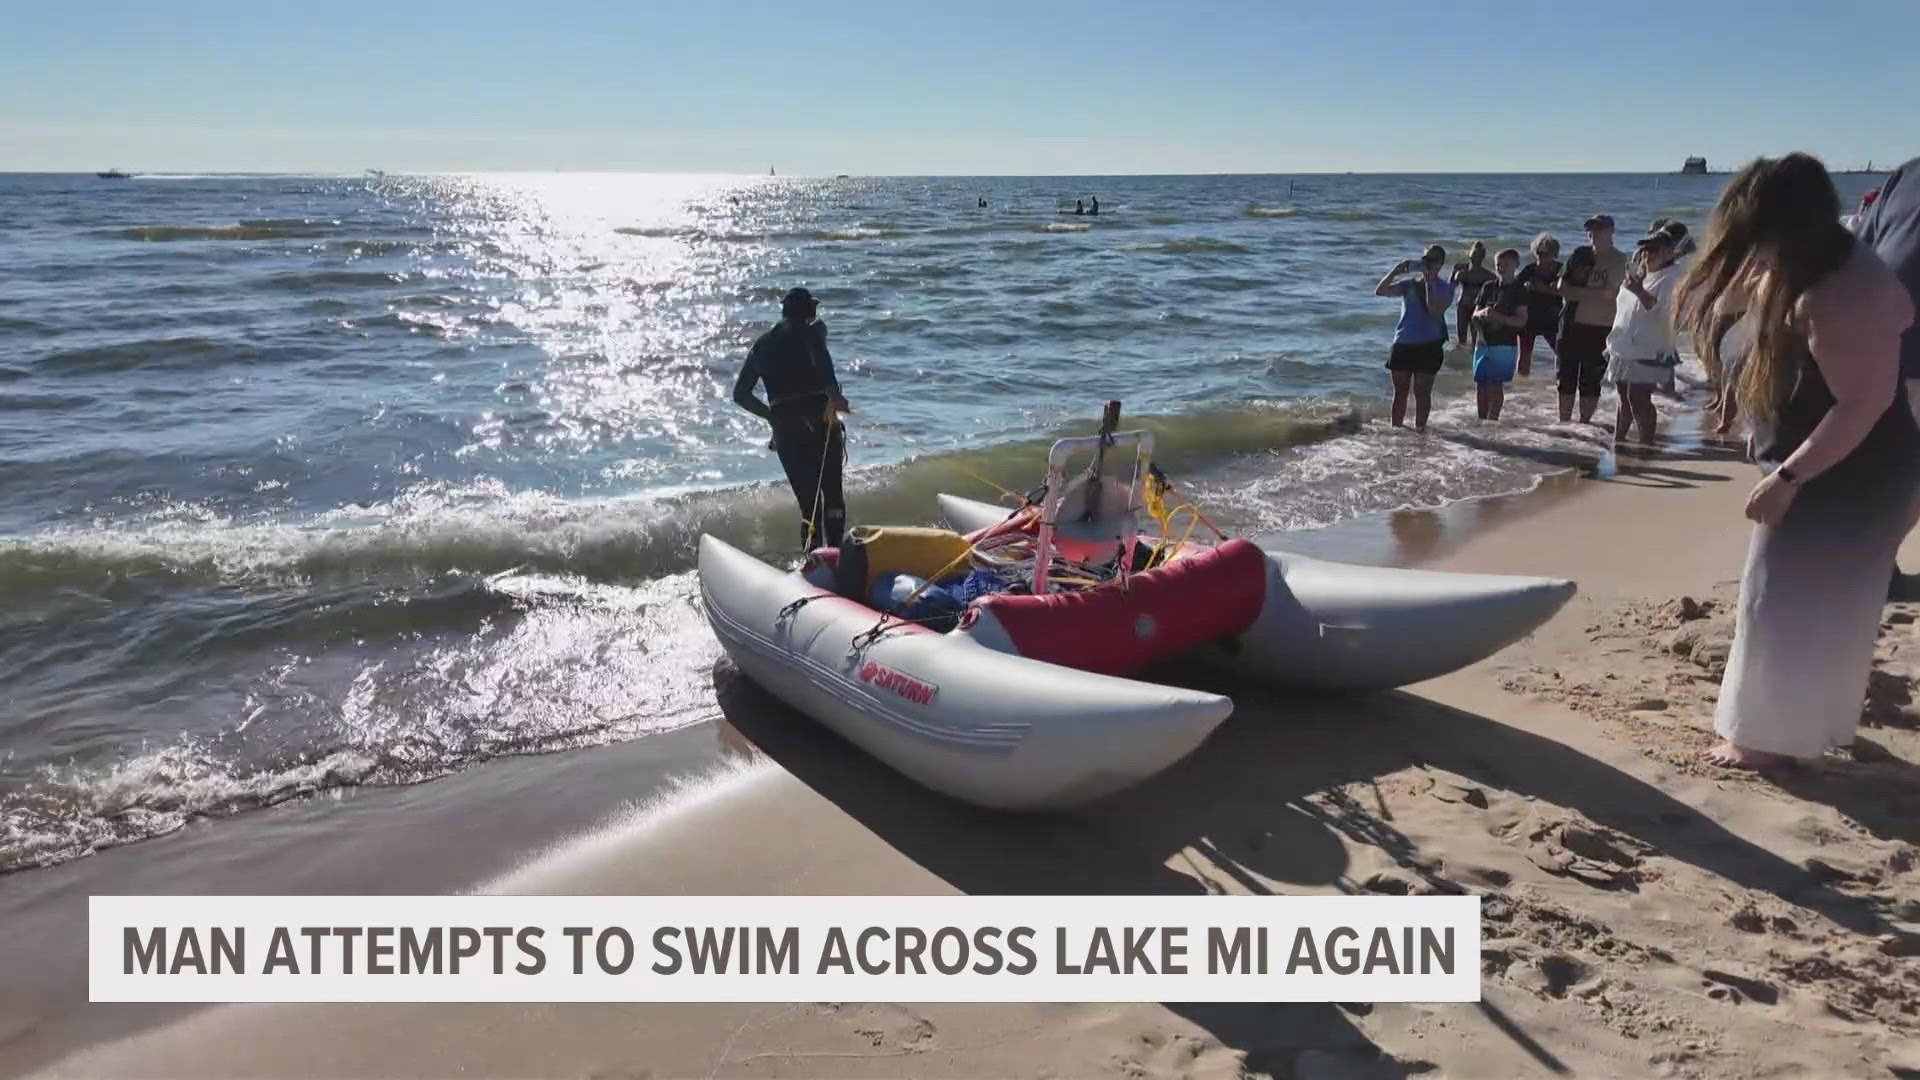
[1107, 1029, 1240, 1080]
[1701, 968, 1781, 1006]
[1507, 952, 1593, 999]
[1501, 808, 1656, 890]
[831, 1002, 936, 1051]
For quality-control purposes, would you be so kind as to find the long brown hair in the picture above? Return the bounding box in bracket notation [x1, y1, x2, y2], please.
[1677, 153, 1855, 423]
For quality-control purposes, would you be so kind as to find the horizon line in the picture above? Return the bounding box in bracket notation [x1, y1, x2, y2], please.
[12, 168, 1866, 178]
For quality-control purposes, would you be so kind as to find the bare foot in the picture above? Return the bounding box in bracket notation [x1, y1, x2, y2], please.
[1703, 741, 1797, 770]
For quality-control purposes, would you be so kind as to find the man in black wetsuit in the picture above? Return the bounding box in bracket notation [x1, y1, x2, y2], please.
[733, 287, 853, 549]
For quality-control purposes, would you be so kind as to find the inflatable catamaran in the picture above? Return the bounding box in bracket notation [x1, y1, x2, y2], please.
[698, 402, 1574, 809]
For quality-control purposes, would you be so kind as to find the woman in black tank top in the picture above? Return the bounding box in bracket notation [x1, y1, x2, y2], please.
[1677, 154, 1920, 769]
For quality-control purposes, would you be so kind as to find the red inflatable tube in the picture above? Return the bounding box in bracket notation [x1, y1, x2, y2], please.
[969, 538, 1267, 677]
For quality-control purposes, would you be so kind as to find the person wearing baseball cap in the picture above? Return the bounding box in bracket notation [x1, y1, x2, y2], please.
[1551, 214, 1630, 422]
[732, 286, 855, 548]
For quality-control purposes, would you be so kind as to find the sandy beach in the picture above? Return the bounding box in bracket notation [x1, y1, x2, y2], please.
[14, 432, 1920, 1080]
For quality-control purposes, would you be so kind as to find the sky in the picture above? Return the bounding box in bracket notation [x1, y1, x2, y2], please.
[4, 0, 1915, 175]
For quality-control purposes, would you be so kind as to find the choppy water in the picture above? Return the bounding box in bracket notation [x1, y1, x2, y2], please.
[0, 169, 1888, 873]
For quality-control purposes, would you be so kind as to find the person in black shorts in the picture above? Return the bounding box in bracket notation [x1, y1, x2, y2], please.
[1555, 247, 1613, 420]
[1374, 244, 1455, 431]
[1515, 232, 1563, 377]
[1552, 214, 1630, 422]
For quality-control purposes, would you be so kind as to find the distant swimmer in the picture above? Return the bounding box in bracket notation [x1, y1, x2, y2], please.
[1090, 196, 1100, 216]
[732, 287, 852, 549]
[979, 197, 988, 208]
[1075, 199, 1085, 215]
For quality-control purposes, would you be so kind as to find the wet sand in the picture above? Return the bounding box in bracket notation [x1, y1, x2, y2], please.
[14, 436, 1920, 1079]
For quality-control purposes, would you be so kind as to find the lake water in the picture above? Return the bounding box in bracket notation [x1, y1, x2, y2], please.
[0, 169, 1885, 873]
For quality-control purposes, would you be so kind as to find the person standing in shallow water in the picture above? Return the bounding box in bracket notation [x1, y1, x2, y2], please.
[1375, 245, 1454, 431]
[1605, 224, 1686, 445]
[1471, 249, 1528, 420]
[1553, 215, 1629, 422]
[1678, 153, 1918, 769]
[1515, 233, 1563, 378]
[732, 287, 853, 549]
[1450, 242, 1498, 348]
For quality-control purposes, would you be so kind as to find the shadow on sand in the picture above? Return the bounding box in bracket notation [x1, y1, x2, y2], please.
[712, 658, 1886, 1077]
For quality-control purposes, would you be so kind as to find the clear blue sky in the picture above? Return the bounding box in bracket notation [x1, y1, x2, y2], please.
[5, 0, 1913, 174]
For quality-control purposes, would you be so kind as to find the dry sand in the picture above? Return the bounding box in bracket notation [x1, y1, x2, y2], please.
[26, 440, 1920, 1079]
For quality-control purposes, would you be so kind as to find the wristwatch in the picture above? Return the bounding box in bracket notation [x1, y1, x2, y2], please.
[1776, 466, 1800, 485]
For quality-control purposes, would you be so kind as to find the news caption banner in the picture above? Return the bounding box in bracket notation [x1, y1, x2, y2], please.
[94, 895, 1480, 1003]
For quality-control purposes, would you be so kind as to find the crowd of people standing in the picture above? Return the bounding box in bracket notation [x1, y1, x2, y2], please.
[1373, 154, 1920, 774]
[731, 154, 1920, 777]
[1376, 214, 1694, 434]
[1372, 153, 1920, 774]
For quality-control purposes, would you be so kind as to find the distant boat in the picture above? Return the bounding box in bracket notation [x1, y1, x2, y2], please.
[96, 168, 134, 179]
[1680, 157, 1708, 175]
[769, 166, 776, 176]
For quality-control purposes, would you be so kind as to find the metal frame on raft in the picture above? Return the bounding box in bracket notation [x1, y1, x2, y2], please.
[1030, 400, 1153, 595]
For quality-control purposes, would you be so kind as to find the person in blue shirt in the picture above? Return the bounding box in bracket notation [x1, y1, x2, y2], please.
[1374, 245, 1454, 431]
[733, 287, 853, 548]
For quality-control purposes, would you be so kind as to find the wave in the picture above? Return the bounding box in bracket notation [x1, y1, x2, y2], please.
[927, 223, 1004, 238]
[0, 392, 98, 412]
[1177, 274, 1271, 293]
[616, 225, 901, 244]
[1320, 209, 1385, 222]
[0, 402, 1372, 599]
[0, 570, 717, 874]
[613, 225, 689, 239]
[1034, 222, 1091, 234]
[1311, 310, 1383, 333]
[109, 223, 332, 241]
[1245, 206, 1297, 218]
[326, 238, 420, 257]
[262, 269, 408, 291]
[33, 336, 236, 374]
[802, 227, 900, 242]
[1150, 238, 1253, 255]
[1398, 200, 1439, 211]
[0, 316, 58, 334]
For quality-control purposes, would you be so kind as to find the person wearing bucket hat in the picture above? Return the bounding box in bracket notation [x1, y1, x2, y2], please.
[1642, 221, 1693, 396]
[1605, 226, 1686, 444]
[732, 287, 854, 549]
